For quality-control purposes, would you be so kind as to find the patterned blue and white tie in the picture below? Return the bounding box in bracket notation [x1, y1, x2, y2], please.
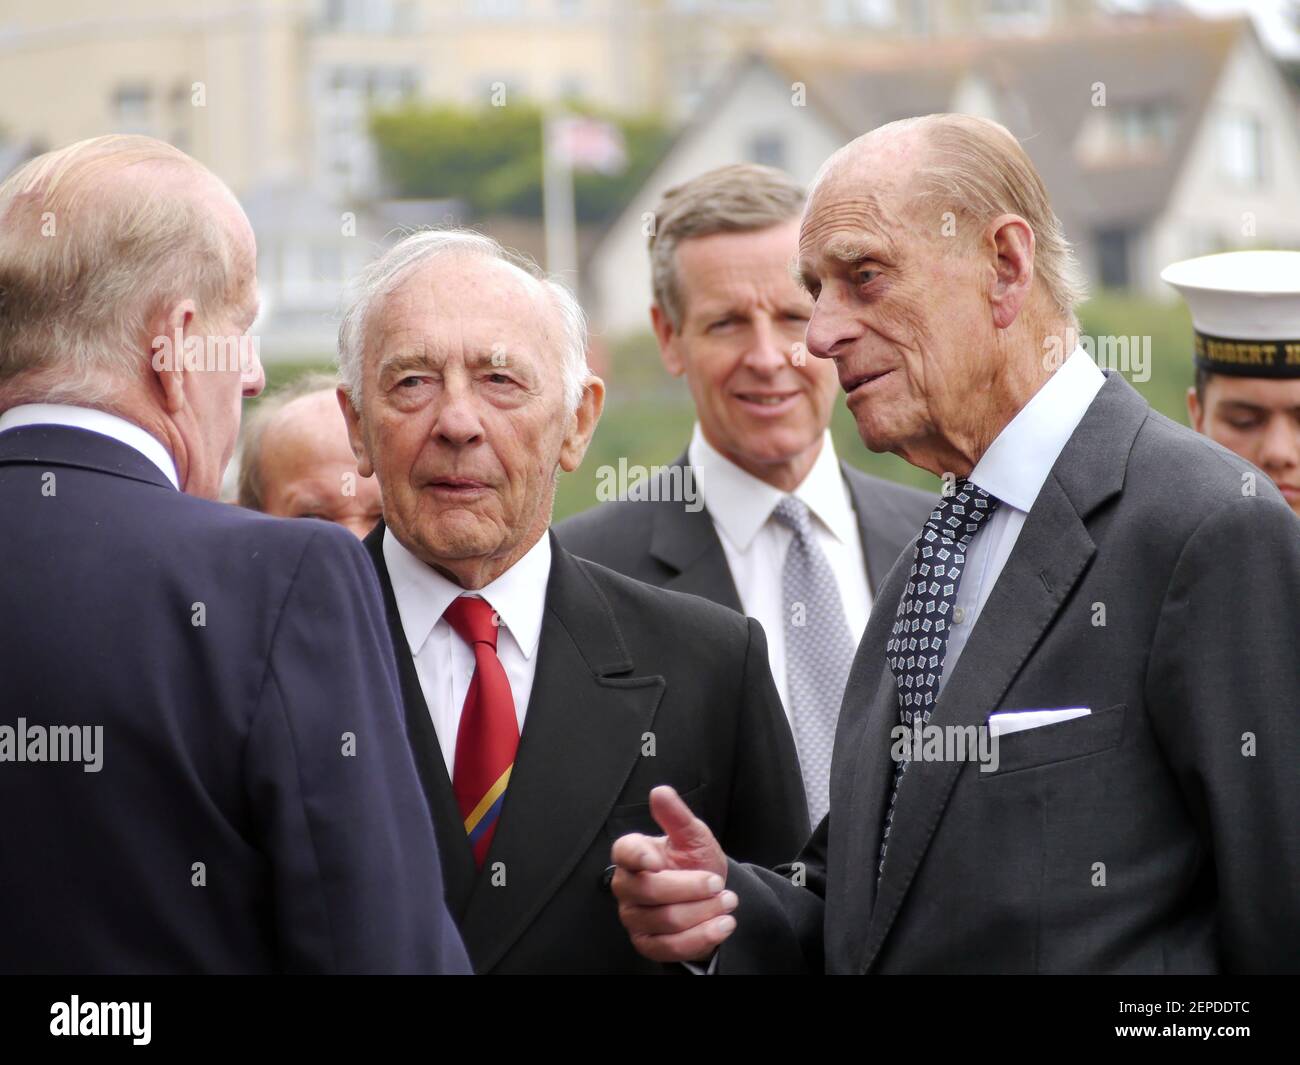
[773, 496, 855, 826]
[878, 480, 999, 876]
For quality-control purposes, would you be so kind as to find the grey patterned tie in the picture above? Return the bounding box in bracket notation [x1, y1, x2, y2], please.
[878, 479, 999, 877]
[772, 496, 854, 826]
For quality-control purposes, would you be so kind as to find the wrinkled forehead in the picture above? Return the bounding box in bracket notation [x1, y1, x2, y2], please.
[365, 255, 560, 364]
[798, 136, 927, 263]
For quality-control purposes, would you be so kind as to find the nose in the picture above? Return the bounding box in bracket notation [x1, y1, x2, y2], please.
[1257, 414, 1300, 473]
[743, 315, 790, 377]
[432, 380, 485, 447]
[804, 289, 860, 361]
[242, 348, 266, 399]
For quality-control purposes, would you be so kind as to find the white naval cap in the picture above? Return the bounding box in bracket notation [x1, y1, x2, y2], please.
[1161, 250, 1300, 378]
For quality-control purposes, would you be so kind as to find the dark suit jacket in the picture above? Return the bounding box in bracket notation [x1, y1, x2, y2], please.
[554, 451, 935, 609]
[0, 425, 470, 975]
[363, 522, 810, 973]
[713, 373, 1300, 974]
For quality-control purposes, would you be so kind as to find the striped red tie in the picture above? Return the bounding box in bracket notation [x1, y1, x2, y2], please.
[444, 595, 519, 869]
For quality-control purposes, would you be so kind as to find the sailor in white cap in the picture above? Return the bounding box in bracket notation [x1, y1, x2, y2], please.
[1162, 250, 1300, 516]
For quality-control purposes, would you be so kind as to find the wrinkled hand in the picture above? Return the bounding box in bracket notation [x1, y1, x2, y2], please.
[609, 785, 737, 964]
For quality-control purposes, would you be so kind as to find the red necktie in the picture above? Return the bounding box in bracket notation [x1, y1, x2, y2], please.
[444, 595, 519, 868]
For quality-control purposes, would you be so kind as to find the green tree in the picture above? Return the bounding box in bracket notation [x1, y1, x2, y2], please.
[370, 102, 670, 224]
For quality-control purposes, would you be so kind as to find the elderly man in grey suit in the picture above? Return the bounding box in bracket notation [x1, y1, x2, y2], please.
[608, 114, 1300, 974]
[557, 164, 933, 824]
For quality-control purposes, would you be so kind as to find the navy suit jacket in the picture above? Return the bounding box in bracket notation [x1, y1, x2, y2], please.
[0, 424, 470, 974]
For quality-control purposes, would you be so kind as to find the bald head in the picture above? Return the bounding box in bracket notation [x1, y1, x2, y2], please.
[0, 134, 265, 498]
[797, 113, 1084, 479]
[239, 383, 382, 540]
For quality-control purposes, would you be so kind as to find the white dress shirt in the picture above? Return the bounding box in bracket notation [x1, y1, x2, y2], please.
[383, 527, 551, 778]
[0, 403, 179, 489]
[689, 425, 872, 719]
[938, 347, 1107, 691]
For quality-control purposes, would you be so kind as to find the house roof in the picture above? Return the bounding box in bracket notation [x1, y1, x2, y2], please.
[764, 14, 1251, 231]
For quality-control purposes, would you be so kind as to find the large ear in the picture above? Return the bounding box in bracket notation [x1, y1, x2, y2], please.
[151, 299, 198, 413]
[651, 303, 686, 377]
[984, 214, 1035, 331]
[559, 374, 606, 474]
[337, 386, 374, 478]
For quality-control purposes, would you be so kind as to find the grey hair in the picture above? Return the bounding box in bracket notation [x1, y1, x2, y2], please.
[648, 163, 806, 330]
[337, 229, 588, 414]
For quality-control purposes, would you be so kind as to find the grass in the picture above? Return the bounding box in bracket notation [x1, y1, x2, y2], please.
[254, 291, 1198, 521]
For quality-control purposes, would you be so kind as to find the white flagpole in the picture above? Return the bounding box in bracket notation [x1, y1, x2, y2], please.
[542, 109, 578, 283]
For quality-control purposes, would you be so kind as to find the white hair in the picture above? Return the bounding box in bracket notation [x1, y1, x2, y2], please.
[337, 228, 588, 414]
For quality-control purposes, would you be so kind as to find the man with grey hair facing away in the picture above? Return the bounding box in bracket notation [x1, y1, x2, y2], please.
[609, 114, 1300, 974]
[336, 228, 809, 973]
[558, 163, 935, 826]
[0, 135, 468, 974]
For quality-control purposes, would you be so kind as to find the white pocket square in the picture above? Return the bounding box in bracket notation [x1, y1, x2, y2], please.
[988, 707, 1090, 738]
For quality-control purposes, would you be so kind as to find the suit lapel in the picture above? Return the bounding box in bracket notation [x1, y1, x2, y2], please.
[456, 534, 665, 971]
[648, 452, 743, 610]
[857, 373, 1146, 972]
[362, 523, 477, 917]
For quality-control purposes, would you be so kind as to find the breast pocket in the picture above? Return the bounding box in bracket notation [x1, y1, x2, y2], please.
[604, 781, 707, 840]
[979, 703, 1127, 778]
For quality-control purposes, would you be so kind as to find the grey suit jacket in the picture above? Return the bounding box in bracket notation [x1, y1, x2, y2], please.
[555, 451, 936, 609]
[713, 372, 1300, 974]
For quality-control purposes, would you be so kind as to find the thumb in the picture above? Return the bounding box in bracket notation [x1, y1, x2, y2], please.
[649, 784, 713, 852]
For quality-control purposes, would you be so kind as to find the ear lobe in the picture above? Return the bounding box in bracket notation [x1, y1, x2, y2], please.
[1185, 386, 1203, 433]
[150, 299, 198, 414]
[651, 304, 686, 377]
[337, 387, 374, 478]
[987, 215, 1035, 331]
[559, 375, 606, 474]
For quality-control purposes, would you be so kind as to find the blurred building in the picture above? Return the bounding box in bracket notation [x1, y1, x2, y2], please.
[586, 14, 1300, 336]
[1, 2, 1288, 352]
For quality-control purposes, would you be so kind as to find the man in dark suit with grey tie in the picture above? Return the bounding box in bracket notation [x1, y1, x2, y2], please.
[0, 135, 468, 974]
[335, 227, 808, 974]
[609, 114, 1300, 973]
[557, 164, 934, 823]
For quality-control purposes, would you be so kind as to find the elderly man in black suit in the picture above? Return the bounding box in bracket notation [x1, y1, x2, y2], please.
[610, 114, 1300, 974]
[336, 228, 808, 974]
[0, 135, 468, 974]
[558, 164, 934, 824]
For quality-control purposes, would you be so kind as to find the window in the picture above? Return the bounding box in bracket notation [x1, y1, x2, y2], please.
[1095, 228, 1132, 291]
[1219, 110, 1267, 189]
[112, 84, 153, 135]
[1075, 101, 1178, 166]
[749, 132, 787, 170]
[823, 0, 895, 26]
[320, 0, 399, 32]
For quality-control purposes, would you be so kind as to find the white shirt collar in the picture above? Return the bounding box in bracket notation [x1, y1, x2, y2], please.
[382, 525, 552, 660]
[0, 402, 180, 490]
[688, 425, 858, 551]
[968, 346, 1107, 513]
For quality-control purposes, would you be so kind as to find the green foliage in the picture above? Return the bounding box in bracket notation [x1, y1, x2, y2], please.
[370, 103, 671, 224]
